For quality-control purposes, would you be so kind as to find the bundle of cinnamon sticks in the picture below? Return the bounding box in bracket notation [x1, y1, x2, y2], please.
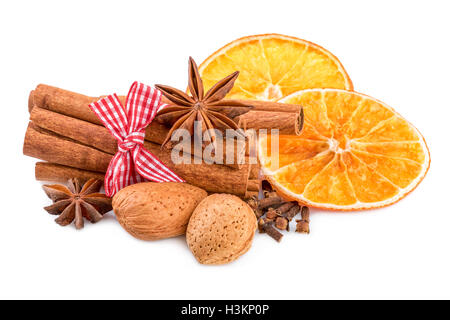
[23, 84, 303, 198]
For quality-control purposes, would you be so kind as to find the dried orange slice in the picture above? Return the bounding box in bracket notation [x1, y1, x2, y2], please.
[258, 89, 430, 210]
[198, 34, 353, 101]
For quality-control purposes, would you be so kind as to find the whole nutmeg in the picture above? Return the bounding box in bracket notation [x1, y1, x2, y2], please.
[112, 182, 207, 240]
[186, 194, 257, 265]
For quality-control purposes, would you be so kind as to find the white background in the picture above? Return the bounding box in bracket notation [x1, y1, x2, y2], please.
[1, 0, 449, 300]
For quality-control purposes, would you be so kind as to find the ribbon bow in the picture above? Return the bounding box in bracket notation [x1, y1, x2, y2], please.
[89, 82, 184, 197]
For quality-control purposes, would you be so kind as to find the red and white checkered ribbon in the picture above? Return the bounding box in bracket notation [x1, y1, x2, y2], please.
[89, 82, 184, 197]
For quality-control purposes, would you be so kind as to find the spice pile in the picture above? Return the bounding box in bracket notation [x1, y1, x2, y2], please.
[246, 182, 310, 242]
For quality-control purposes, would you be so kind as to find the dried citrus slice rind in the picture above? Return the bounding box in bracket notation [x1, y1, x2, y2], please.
[258, 89, 430, 210]
[198, 34, 353, 101]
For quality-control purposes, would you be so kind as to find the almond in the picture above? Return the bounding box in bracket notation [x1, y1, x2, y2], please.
[112, 182, 207, 240]
[186, 194, 257, 265]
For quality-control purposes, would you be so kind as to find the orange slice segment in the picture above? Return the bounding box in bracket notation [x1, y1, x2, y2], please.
[350, 141, 426, 163]
[342, 152, 400, 203]
[350, 150, 423, 189]
[259, 89, 430, 210]
[260, 135, 330, 171]
[303, 154, 357, 206]
[343, 98, 395, 138]
[199, 34, 353, 101]
[271, 151, 335, 195]
[355, 116, 420, 143]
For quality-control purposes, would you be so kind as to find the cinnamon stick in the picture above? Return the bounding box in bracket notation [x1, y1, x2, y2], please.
[30, 87, 246, 169]
[169, 137, 247, 170]
[236, 109, 304, 135]
[24, 123, 250, 196]
[247, 179, 260, 192]
[35, 162, 105, 183]
[249, 163, 260, 180]
[244, 191, 259, 200]
[29, 85, 103, 124]
[29, 85, 189, 145]
[30, 106, 246, 169]
[228, 99, 302, 113]
[30, 84, 303, 139]
[24, 122, 111, 172]
[30, 107, 116, 154]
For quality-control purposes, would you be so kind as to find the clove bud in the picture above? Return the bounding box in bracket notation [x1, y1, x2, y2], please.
[258, 218, 283, 242]
[295, 206, 310, 234]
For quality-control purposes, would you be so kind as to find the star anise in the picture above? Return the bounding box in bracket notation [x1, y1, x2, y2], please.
[155, 57, 253, 149]
[42, 178, 112, 229]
